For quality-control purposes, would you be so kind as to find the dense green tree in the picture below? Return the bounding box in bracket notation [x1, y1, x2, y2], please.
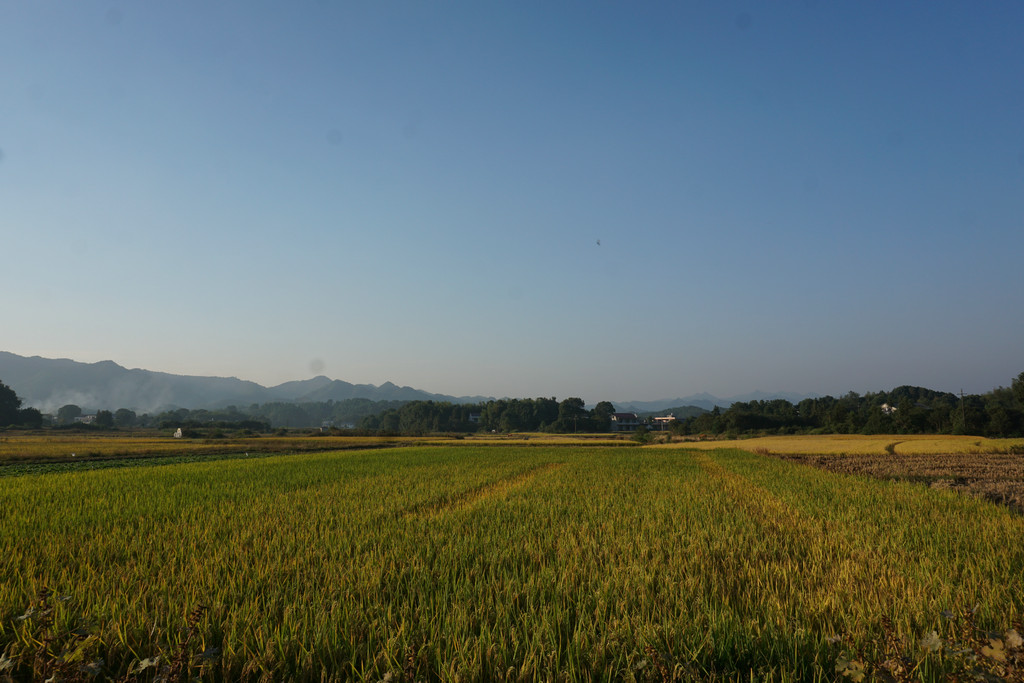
[380, 411, 400, 432]
[0, 379, 21, 425]
[926, 401, 953, 433]
[951, 395, 984, 435]
[1013, 371, 1024, 406]
[399, 401, 441, 434]
[591, 401, 616, 431]
[984, 387, 1024, 437]
[664, 373, 1024, 438]
[57, 404, 82, 426]
[356, 377, 1024, 439]
[532, 398, 559, 429]
[558, 397, 586, 420]
[114, 408, 137, 429]
[499, 399, 528, 432]
[95, 409, 114, 428]
[18, 407, 43, 428]
[358, 397, 622, 435]
[687, 406, 723, 435]
[553, 397, 586, 432]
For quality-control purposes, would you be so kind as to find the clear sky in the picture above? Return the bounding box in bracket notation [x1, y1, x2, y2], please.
[2, 2, 1022, 402]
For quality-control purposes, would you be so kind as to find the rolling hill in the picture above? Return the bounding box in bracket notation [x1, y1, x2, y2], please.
[0, 352, 490, 414]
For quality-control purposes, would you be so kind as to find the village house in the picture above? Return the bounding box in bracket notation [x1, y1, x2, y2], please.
[651, 415, 678, 430]
[609, 412, 642, 432]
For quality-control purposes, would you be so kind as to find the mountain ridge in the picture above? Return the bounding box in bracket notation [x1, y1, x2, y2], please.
[0, 352, 492, 414]
[0, 352, 813, 415]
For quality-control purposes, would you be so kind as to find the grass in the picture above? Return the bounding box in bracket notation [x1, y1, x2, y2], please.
[1, 445, 1021, 681]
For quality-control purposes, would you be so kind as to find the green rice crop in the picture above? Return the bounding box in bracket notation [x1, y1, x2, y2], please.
[1, 447, 1021, 681]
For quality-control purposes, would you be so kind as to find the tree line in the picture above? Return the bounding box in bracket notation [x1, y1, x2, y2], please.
[0, 392, 413, 433]
[149, 399, 413, 431]
[677, 376, 1024, 438]
[357, 375, 1024, 438]
[2, 372, 1023, 438]
[358, 397, 618, 434]
[0, 384, 621, 435]
[0, 381, 43, 428]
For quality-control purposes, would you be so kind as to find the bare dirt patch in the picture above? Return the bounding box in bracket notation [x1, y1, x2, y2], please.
[773, 451, 1024, 514]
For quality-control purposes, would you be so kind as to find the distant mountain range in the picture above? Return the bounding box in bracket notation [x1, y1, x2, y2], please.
[616, 390, 821, 414]
[0, 352, 816, 415]
[0, 352, 492, 414]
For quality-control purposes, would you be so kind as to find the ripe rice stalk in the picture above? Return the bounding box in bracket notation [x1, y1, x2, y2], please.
[0, 446, 1021, 681]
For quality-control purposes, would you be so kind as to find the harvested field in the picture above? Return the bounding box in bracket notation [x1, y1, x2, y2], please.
[773, 450, 1024, 514]
[661, 435, 1024, 514]
[664, 433, 1024, 456]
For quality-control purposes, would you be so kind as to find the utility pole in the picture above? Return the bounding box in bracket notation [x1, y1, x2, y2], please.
[960, 389, 967, 433]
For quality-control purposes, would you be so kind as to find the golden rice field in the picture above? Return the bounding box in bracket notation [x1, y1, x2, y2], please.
[0, 432, 629, 466]
[1, 444, 1022, 681]
[0, 434, 426, 464]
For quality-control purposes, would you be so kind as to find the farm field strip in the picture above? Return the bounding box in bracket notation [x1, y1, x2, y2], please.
[662, 433, 1024, 456]
[1, 446, 1022, 681]
[0, 448, 312, 479]
[0, 433, 631, 477]
[403, 462, 566, 519]
[0, 434, 431, 464]
[709, 451, 1024, 624]
[792, 451, 1024, 479]
[700, 450, 1019, 634]
[892, 437, 1024, 455]
[769, 449, 1024, 515]
[692, 452, 908, 625]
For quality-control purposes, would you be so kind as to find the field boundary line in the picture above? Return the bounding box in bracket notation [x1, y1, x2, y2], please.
[402, 462, 564, 519]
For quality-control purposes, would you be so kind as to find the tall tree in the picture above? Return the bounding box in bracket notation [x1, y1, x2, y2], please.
[18, 407, 43, 428]
[1012, 371, 1024, 406]
[557, 397, 588, 432]
[591, 401, 616, 431]
[114, 408, 137, 428]
[0, 379, 22, 425]
[558, 397, 586, 420]
[57, 404, 82, 425]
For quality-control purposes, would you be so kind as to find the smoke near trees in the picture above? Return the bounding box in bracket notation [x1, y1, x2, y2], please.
[2, 373, 1024, 438]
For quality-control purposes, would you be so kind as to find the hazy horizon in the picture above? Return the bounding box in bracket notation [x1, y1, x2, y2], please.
[3, 3, 1022, 400]
[3, 350, 1017, 409]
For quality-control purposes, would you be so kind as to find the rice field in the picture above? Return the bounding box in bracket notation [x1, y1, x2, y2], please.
[0, 433, 628, 467]
[1, 445, 1021, 681]
[0, 434, 426, 465]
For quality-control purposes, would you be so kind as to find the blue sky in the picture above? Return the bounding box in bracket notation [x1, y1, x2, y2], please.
[2, 2, 1022, 402]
